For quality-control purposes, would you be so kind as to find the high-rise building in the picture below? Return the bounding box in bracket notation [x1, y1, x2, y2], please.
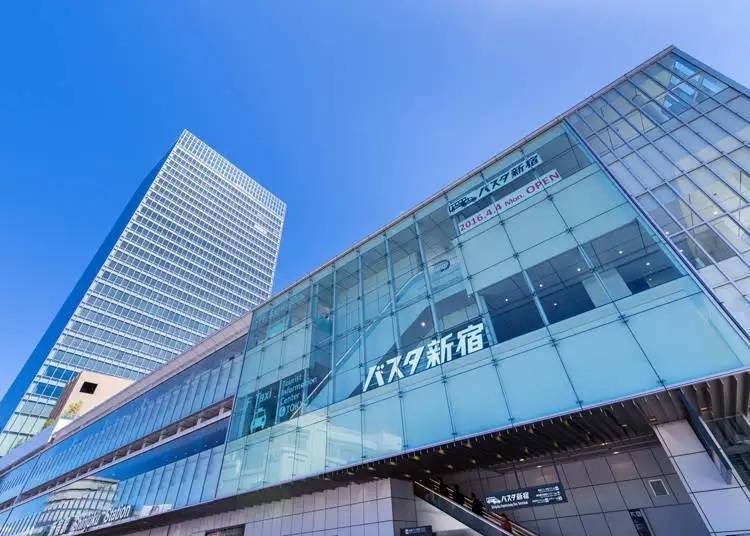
[0, 130, 286, 455]
[0, 46, 749, 536]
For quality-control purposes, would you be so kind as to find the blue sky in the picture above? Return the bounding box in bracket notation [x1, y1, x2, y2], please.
[1, 1, 749, 395]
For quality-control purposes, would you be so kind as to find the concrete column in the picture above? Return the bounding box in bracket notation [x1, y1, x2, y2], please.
[654, 420, 750, 535]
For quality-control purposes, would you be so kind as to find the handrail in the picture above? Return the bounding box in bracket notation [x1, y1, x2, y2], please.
[300, 271, 427, 408]
[414, 481, 537, 536]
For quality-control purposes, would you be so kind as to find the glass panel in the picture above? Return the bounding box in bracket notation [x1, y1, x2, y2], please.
[260, 338, 283, 376]
[267, 298, 290, 339]
[612, 118, 639, 142]
[672, 126, 721, 163]
[504, 199, 566, 253]
[569, 112, 594, 138]
[461, 224, 513, 280]
[294, 417, 326, 477]
[526, 248, 601, 323]
[446, 363, 511, 436]
[713, 217, 750, 254]
[599, 126, 626, 151]
[727, 95, 750, 122]
[579, 105, 606, 131]
[669, 176, 722, 220]
[692, 163, 748, 211]
[418, 202, 463, 293]
[239, 437, 269, 491]
[641, 99, 673, 125]
[652, 185, 703, 228]
[594, 96, 622, 121]
[312, 271, 334, 337]
[362, 242, 390, 324]
[336, 258, 359, 308]
[498, 344, 579, 423]
[289, 287, 311, 327]
[622, 153, 663, 189]
[364, 313, 396, 366]
[673, 226, 736, 268]
[608, 160, 645, 196]
[326, 407, 362, 468]
[200, 447, 223, 502]
[653, 134, 700, 172]
[402, 380, 452, 447]
[690, 116, 741, 153]
[626, 110, 657, 135]
[639, 144, 680, 180]
[708, 107, 750, 143]
[362, 392, 403, 458]
[397, 298, 434, 349]
[582, 221, 682, 300]
[480, 272, 544, 343]
[628, 295, 745, 385]
[671, 233, 714, 270]
[644, 63, 673, 87]
[434, 282, 479, 334]
[690, 71, 728, 97]
[389, 224, 427, 301]
[265, 430, 296, 484]
[630, 72, 664, 98]
[557, 322, 660, 405]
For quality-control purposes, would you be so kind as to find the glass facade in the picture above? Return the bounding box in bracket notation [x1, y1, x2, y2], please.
[567, 52, 750, 333]
[0, 420, 228, 536]
[0, 46, 747, 536]
[219, 117, 750, 496]
[0, 131, 286, 455]
[0, 332, 245, 534]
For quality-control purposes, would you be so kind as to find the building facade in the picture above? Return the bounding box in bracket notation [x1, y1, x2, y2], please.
[0, 46, 747, 536]
[0, 131, 286, 455]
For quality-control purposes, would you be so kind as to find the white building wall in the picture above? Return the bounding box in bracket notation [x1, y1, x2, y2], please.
[654, 420, 750, 535]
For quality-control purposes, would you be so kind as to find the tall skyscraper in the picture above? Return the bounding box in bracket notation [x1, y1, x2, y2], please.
[0, 130, 286, 454]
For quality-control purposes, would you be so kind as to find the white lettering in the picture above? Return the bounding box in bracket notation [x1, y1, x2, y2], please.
[362, 323, 484, 393]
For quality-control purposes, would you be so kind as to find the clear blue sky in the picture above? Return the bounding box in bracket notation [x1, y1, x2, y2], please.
[1, 1, 748, 396]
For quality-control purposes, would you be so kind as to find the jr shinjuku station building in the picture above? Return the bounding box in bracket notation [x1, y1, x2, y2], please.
[0, 46, 749, 536]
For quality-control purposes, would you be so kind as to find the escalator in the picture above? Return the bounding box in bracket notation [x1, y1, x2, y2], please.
[414, 480, 537, 536]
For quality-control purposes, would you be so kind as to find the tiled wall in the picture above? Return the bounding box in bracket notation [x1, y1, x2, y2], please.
[105, 445, 712, 536]
[123, 479, 419, 536]
[443, 444, 707, 536]
[655, 420, 750, 535]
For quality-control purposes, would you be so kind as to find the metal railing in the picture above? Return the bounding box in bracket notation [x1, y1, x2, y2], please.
[414, 480, 536, 536]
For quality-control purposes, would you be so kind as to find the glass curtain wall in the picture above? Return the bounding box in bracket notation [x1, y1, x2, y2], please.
[0, 336, 244, 508]
[220, 122, 750, 496]
[567, 50, 750, 333]
[0, 420, 228, 536]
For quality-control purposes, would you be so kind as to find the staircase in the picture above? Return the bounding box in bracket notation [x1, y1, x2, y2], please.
[414, 481, 537, 536]
[305, 271, 431, 406]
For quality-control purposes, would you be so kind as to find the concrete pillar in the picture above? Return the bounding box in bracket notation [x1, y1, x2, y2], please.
[654, 420, 750, 535]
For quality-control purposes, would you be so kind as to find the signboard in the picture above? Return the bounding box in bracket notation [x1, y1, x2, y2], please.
[447, 153, 543, 215]
[249, 383, 278, 433]
[458, 169, 563, 234]
[400, 526, 433, 536]
[277, 370, 305, 423]
[61, 504, 134, 535]
[484, 483, 567, 512]
[629, 509, 653, 536]
[362, 322, 486, 393]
